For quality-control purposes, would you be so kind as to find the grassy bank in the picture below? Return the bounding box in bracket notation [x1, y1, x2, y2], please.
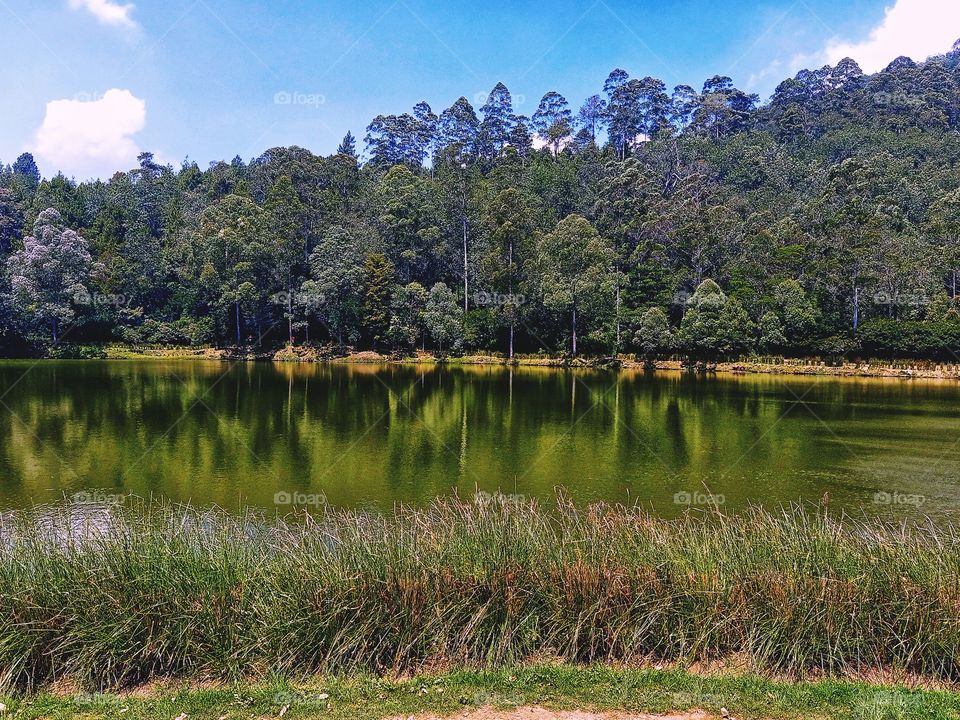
[7, 665, 960, 719]
[3, 499, 960, 693]
[93, 343, 960, 379]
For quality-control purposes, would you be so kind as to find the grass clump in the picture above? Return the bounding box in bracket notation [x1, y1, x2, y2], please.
[1, 497, 960, 690]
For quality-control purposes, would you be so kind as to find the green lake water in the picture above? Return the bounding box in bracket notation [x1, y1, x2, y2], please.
[0, 359, 958, 518]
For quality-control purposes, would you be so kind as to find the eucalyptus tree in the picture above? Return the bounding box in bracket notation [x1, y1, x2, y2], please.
[576, 94, 607, 143]
[438, 97, 480, 159]
[264, 175, 308, 343]
[603, 68, 634, 159]
[633, 306, 673, 362]
[537, 214, 617, 355]
[193, 194, 265, 344]
[301, 226, 365, 348]
[483, 187, 536, 357]
[375, 165, 443, 284]
[926, 189, 960, 297]
[532, 92, 573, 156]
[479, 83, 515, 160]
[424, 282, 463, 352]
[388, 281, 428, 351]
[678, 279, 755, 360]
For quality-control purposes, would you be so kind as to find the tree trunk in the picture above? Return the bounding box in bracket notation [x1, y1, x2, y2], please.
[508, 239, 514, 359]
[571, 305, 578, 356]
[463, 217, 469, 314]
[614, 271, 621, 353]
[51, 318, 58, 343]
[852, 285, 859, 333]
[287, 289, 294, 345]
[235, 301, 242, 346]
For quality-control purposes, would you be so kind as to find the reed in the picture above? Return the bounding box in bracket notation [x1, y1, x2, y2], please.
[1, 497, 959, 690]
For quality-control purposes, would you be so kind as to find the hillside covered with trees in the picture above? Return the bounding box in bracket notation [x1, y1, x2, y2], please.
[3, 41, 960, 360]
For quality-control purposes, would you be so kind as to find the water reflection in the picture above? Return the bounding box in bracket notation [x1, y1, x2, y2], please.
[0, 360, 959, 518]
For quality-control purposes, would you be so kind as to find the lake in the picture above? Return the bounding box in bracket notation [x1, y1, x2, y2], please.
[0, 359, 957, 518]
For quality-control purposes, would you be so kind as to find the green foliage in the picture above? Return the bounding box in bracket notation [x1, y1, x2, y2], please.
[387, 281, 428, 351]
[117, 315, 215, 346]
[6, 209, 99, 342]
[926, 292, 960, 321]
[770, 279, 820, 347]
[857, 318, 960, 359]
[537, 214, 616, 354]
[632, 307, 673, 359]
[758, 311, 787, 351]
[423, 282, 463, 353]
[302, 227, 365, 347]
[362, 253, 394, 348]
[678, 280, 755, 360]
[4, 47, 960, 358]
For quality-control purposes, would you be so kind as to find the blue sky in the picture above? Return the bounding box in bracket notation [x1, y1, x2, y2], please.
[1, 0, 956, 179]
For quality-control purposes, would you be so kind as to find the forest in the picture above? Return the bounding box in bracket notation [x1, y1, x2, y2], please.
[2, 41, 960, 361]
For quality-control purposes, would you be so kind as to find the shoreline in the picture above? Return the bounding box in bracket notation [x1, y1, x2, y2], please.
[87, 345, 960, 380]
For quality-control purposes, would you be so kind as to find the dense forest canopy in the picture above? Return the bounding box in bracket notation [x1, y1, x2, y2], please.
[3, 42, 960, 360]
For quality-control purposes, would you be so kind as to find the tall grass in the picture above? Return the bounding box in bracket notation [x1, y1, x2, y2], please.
[1, 497, 959, 690]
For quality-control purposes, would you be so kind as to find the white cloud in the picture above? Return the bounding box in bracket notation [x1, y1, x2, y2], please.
[750, 0, 959, 91]
[68, 0, 138, 31]
[822, 0, 960, 73]
[32, 89, 147, 180]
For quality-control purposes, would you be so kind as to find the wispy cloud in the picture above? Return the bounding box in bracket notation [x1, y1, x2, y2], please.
[68, 0, 138, 31]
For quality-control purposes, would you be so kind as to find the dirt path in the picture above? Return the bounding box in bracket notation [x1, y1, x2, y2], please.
[390, 708, 714, 720]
